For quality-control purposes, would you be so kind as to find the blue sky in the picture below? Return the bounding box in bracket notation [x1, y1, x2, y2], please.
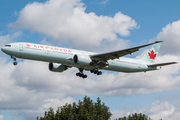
[0, 0, 180, 120]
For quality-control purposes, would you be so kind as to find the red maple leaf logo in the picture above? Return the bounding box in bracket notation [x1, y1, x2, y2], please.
[26, 44, 31, 47]
[148, 50, 156, 60]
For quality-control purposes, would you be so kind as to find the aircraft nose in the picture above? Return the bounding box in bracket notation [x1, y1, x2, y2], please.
[1, 47, 8, 53]
[1, 47, 5, 52]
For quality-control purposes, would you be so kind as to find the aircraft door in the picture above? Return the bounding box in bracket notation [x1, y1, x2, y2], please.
[19, 44, 23, 51]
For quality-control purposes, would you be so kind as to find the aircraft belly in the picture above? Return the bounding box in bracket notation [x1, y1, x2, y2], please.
[103, 60, 147, 73]
[109, 63, 138, 72]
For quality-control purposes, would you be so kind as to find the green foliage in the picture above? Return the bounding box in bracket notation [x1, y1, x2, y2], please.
[115, 113, 152, 120]
[37, 96, 112, 120]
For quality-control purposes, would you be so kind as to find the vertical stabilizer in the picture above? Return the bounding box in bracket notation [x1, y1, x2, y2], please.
[140, 41, 162, 63]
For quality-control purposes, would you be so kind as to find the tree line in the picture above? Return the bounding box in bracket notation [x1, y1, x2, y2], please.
[37, 96, 162, 120]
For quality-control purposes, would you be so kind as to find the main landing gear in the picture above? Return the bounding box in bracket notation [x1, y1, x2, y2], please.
[76, 68, 102, 79]
[11, 56, 18, 66]
[90, 69, 102, 75]
[76, 68, 87, 79]
[76, 72, 87, 78]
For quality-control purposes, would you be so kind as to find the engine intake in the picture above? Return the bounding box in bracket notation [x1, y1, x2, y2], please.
[73, 54, 92, 66]
[49, 63, 67, 72]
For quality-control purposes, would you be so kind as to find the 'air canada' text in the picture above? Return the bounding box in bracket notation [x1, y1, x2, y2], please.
[26, 44, 72, 53]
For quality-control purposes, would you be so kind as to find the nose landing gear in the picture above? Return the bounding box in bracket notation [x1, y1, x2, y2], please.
[13, 62, 18, 65]
[11, 56, 18, 66]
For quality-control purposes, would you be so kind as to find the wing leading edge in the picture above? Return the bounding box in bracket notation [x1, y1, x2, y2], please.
[90, 41, 163, 61]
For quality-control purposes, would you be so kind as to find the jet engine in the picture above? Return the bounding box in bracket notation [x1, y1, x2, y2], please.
[73, 54, 92, 66]
[48, 63, 67, 72]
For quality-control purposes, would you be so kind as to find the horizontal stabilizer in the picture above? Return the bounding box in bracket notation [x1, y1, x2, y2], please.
[148, 62, 178, 67]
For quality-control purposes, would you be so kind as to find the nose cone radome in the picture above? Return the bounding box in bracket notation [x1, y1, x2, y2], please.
[1, 47, 5, 52]
[1, 47, 10, 54]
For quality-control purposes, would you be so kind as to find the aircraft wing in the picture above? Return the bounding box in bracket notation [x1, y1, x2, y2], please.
[148, 62, 178, 67]
[91, 41, 163, 61]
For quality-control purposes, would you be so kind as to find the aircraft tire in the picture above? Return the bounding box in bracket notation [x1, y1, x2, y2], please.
[94, 70, 98, 74]
[90, 70, 94, 73]
[76, 73, 80, 76]
[79, 73, 83, 77]
[82, 74, 87, 78]
[97, 71, 102, 75]
[13, 62, 17, 66]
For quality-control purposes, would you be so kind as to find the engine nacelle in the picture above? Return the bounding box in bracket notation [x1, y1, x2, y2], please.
[73, 54, 92, 66]
[49, 63, 67, 72]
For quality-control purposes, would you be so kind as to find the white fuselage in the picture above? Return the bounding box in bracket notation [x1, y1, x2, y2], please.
[1, 42, 159, 73]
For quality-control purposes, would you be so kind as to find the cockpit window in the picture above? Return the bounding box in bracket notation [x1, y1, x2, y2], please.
[5, 45, 11, 47]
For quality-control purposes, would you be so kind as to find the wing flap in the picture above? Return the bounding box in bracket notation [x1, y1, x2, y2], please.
[148, 62, 178, 67]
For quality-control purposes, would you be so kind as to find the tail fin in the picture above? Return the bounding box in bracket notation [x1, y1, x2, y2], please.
[140, 41, 162, 63]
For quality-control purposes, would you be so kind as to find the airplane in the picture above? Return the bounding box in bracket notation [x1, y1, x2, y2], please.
[1, 41, 177, 78]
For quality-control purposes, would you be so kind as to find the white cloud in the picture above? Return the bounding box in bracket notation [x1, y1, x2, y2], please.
[139, 101, 180, 120]
[0, 58, 76, 119]
[0, 115, 4, 120]
[86, 38, 130, 53]
[156, 20, 180, 55]
[42, 97, 75, 110]
[0, 53, 179, 119]
[112, 108, 130, 119]
[0, 28, 179, 119]
[9, 0, 137, 48]
[12, 57, 179, 97]
[24, 97, 76, 119]
[1, 0, 180, 119]
[2, 54, 180, 97]
[112, 101, 179, 120]
[100, 0, 109, 4]
[0, 31, 22, 48]
[140, 101, 175, 120]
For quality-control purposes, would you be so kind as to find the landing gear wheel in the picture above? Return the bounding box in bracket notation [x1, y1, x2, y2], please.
[79, 73, 83, 77]
[94, 69, 98, 74]
[13, 62, 17, 66]
[76, 70, 87, 78]
[90, 70, 94, 73]
[97, 71, 102, 75]
[90, 69, 102, 76]
[82, 75, 87, 78]
[76, 73, 80, 76]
